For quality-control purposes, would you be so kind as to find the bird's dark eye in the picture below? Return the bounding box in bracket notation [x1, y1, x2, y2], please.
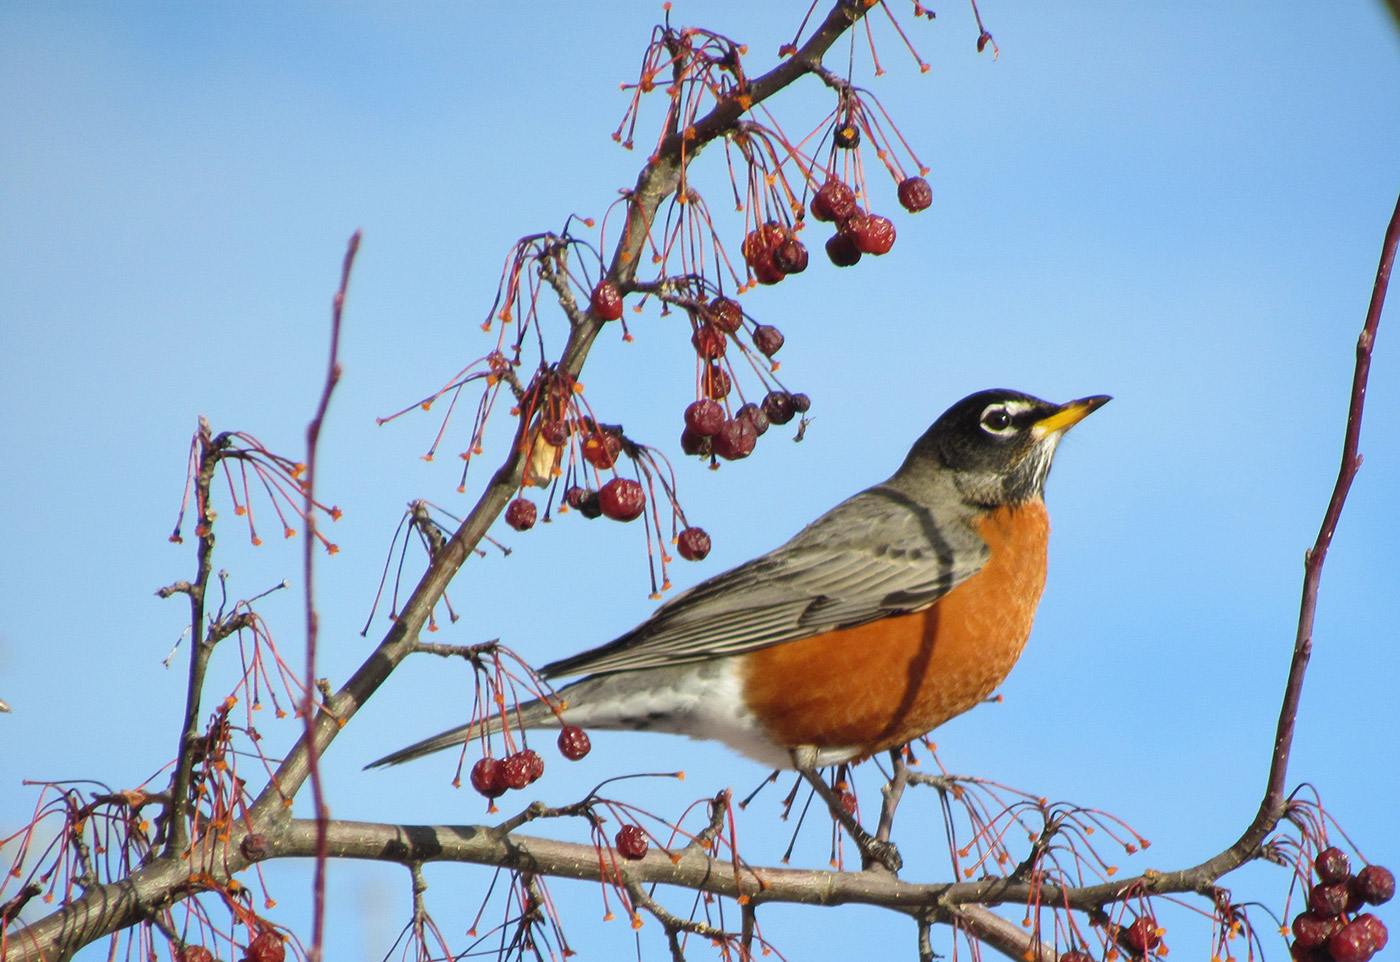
[980, 405, 1013, 434]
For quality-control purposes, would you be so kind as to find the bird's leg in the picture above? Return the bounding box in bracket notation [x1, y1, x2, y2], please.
[796, 765, 903, 874]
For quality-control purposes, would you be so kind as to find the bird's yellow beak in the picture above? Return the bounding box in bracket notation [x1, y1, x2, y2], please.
[1031, 395, 1111, 439]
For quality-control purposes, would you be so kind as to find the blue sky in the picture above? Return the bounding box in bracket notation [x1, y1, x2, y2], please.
[2, 3, 1398, 960]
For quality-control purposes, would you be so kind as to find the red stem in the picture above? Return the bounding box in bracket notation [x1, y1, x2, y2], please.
[300, 229, 361, 962]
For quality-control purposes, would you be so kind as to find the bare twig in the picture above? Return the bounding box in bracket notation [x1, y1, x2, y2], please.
[298, 228, 361, 962]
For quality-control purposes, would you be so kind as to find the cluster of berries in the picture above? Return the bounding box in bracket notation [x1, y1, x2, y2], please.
[810, 175, 930, 267]
[469, 726, 592, 800]
[1291, 849, 1392, 962]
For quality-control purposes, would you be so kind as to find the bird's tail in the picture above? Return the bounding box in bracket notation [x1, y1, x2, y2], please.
[364, 695, 561, 769]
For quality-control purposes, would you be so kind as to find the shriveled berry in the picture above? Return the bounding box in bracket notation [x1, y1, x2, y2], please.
[1310, 881, 1351, 917]
[558, 725, 591, 760]
[245, 931, 286, 962]
[615, 824, 649, 860]
[1356, 915, 1388, 952]
[773, 237, 809, 274]
[749, 250, 785, 285]
[680, 427, 712, 457]
[1294, 912, 1346, 948]
[702, 363, 732, 399]
[676, 526, 711, 561]
[1059, 952, 1094, 962]
[539, 419, 570, 446]
[839, 791, 857, 816]
[789, 392, 811, 413]
[598, 478, 645, 521]
[736, 402, 769, 435]
[742, 222, 787, 264]
[708, 296, 744, 334]
[590, 280, 624, 321]
[1125, 917, 1160, 953]
[1317, 847, 1352, 884]
[505, 498, 537, 531]
[581, 431, 622, 469]
[825, 232, 862, 267]
[502, 751, 540, 790]
[564, 486, 602, 519]
[897, 176, 933, 212]
[711, 418, 757, 460]
[810, 181, 856, 222]
[1291, 942, 1329, 962]
[691, 324, 727, 359]
[1329, 918, 1382, 962]
[1354, 865, 1395, 905]
[180, 947, 214, 962]
[833, 120, 860, 149]
[470, 757, 508, 798]
[850, 213, 896, 255]
[751, 324, 784, 357]
[684, 399, 725, 436]
[762, 391, 796, 425]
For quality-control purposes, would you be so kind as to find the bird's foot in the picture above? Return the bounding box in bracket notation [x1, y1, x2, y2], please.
[797, 767, 903, 874]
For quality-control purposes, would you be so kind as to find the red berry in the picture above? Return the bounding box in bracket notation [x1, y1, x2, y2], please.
[180, 948, 214, 962]
[1059, 952, 1094, 962]
[810, 180, 857, 222]
[897, 176, 933, 212]
[684, 399, 725, 436]
[751, 324, 784, 357]
[680, 427, 712, 457]
[711, 418, 758, 460]
[245, 932, 285, 962]
[676, 526, 711, 561]
[539, 419, 570, 446]
[558, 725, 591, 760]
[502, 750, 541, 789]
[736, 402, 769, 436]
[833, 121, 860, 149]
[1310, 881, 1351, 917]
[691, 324, 727, 359]
[615, 824, 649, 860]
[825, 232, 862, 267]
[505, 498, 537, 531]
[598, 478, 645, 521]
[1357, 914, 1388, 952]
[1329, 919, 1382, 962]
[1317, 847, 1353, 884]
[1354, 865, 1395, 905]
[850, 213, 896, 255]
[590, 280, 624, 320]
[762, 391, 796, 425]
[701, 363, 732, 399]
[708, 296, 744, 334]
[1291, 942, 1330, 962]
[470, 757, 508, 798]
[564, 486, 602, 519]
[839, 791, 857, 816]
[772, 237, 809, 274]
[1125, 918, 1159, 953]
[749, 251, 785, 285]
[581, 431, 622, 469]
[1294, 912, 1346, 948]
[789, 392, 811, 413]
[741, 222, 786, 264]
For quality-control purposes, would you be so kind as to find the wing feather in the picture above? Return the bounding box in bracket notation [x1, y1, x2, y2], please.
[541, 483, 989, 678]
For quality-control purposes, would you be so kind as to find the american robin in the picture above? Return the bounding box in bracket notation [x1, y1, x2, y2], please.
[370, 389, 1109, 772]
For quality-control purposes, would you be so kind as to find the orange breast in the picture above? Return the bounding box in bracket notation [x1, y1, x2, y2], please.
[739, 501, 1050, 757]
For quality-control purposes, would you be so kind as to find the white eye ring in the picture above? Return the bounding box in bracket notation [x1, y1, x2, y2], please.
[980, 404, 1015, 434]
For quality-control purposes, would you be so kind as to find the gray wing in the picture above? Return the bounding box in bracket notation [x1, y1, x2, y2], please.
[541, 483, 989, 678]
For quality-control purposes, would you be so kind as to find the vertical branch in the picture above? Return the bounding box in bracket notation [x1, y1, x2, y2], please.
[164, 421, 222, 856]
[1252, 188, 1398, 830]
[300, 229, 362, 962]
